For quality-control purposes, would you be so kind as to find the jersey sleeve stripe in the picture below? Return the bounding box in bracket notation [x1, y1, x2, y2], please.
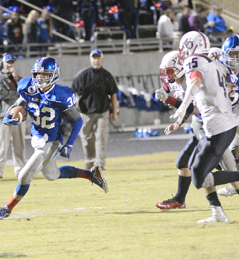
[190, 71, 203, 80]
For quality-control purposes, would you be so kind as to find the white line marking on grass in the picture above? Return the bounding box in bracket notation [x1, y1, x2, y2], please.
[116, 182, 177, 186]
[127, 134, 193, 141]
[116, 182, 154, 185]
[7, 207, 105, 219]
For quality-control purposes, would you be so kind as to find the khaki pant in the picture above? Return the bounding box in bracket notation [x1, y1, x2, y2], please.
[0, 118, 26, 177]
[79, 111, 109, 168]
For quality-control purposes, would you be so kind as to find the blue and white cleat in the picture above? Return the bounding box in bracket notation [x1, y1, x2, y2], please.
[0, 205, 11, 219]
[90, 166, 108, 193]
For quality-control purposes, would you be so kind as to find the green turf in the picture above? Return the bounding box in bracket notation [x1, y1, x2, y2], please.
[0, 152, 238, 260]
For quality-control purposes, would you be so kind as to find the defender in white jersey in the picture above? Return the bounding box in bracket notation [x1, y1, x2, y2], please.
[155, 50, 200, 209]
[184, 54, 238, 136]
[0, 57, 108, 220]
[169, 31, 239, 223]
[155, 49, 239, 211]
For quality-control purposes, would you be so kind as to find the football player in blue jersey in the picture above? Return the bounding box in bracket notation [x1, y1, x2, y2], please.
[0, 57, 108, 219]
[216, 35, 239, 196]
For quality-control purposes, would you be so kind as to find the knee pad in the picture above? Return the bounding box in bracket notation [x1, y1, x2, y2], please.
[176, 136, 198, 169]
[42, 161, 61, 181]
[191, 170, 203, 189]
[191, 169, 214, 189]
[176, 152, 190, 169]
[201, 172, 215, 188]
[18, 149, 45, 184]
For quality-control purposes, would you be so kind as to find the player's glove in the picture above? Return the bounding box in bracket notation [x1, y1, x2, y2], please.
[60, 144, 73, 158]
[155, 88, 168, 102]
[3, 113, 21, 126]
[170, 103, 188, 125]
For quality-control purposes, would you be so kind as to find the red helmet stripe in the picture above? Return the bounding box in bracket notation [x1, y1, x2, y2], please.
[38, 57, 46, 67]
[199, 32, 207, 48]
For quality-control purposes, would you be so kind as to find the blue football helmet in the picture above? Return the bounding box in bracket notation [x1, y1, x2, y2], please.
[222, 35, 239, 70]
[31, 57, 60, 89]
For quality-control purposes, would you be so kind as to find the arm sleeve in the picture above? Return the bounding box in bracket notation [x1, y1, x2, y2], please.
[71, 70, 85, 94]
[206, 13, 214, 23]
[65, 117, 83, 146]
[64, 106, 83, 146]
[172, 98, 195, 126]
[165, 95, 194, 113]
[108, 73, 118, 95]
[158, 19, 166, 36]
[64, 106, 81, 121]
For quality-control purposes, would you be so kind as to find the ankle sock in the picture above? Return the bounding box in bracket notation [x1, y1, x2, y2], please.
[206, 191, 221, 207]
[175, 175, 191, 204]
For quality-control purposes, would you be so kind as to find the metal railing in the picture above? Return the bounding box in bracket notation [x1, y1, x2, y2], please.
[1, 0, 82, 43]
[93, 30, 127, 54]
[194, 0, 239, 20]
[1, 0, 237, 57]
[0, 32, 231, 58]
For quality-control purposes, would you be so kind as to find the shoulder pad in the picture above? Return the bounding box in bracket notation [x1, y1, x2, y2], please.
[54, 84, 74, 99]
[47, 84, 75, 107]
[17, 77, 37, 95]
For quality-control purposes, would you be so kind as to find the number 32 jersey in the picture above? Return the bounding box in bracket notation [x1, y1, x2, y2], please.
[183, 54, 239, 137]
[18, 77, 75, 143]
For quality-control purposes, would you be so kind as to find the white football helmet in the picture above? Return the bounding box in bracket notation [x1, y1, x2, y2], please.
[178, 31, 210, 61]
[159, 50, 184, 84]
[208, 47, 222, 61]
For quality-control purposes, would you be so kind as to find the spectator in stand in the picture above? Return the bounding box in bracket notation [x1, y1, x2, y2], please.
[24, 1, 50, 13]
[37, 8, 53, 55]
[0, 1, 25, 13]
[0, 10, 4, 40]
[188, 5, 208, 32]
[117, 0, 138, 39]
[50, 0, 75, 41]
[206, 5, 229, 34]
[157, 7, 181, 38]
[0, 10, 4, 51]
[3, 10, 23, 52]
[37, 8, 53, 44]
[77, 0, 97, 41]
[23, 10, 40, 51]
[140, 0, 153, 11]
[178, 5, 193, 35]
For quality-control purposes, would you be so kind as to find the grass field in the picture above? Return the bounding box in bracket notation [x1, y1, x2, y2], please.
[0, 152, 239, 260]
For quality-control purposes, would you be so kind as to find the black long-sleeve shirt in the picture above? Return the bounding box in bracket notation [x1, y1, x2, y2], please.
[72, 67, 118, 114]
